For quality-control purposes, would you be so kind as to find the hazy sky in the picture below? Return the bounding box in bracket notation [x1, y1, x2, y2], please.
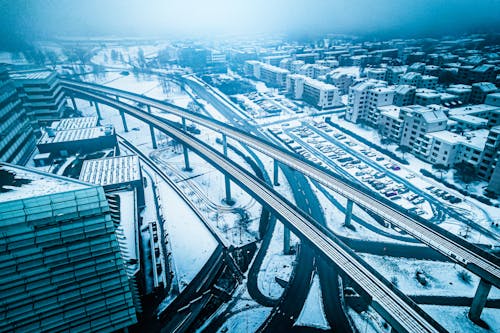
[1, 0, 499, 46]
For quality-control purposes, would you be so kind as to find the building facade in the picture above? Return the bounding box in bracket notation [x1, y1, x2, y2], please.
[0, 163, 137, 333]
[0, 67, 36, 165]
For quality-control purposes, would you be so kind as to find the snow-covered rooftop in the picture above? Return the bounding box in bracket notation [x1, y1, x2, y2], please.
[79, 155, 141, 186]
[0, 163, 89, 203]
[449, 104, 499, 117]
[429, 129, 489, 149]
[10, 70, 53, 81]
[52, 117, 99, 131]
[39, 126, 109, 144]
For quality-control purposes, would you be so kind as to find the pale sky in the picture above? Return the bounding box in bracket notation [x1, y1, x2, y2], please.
[1, 0, 499, 46]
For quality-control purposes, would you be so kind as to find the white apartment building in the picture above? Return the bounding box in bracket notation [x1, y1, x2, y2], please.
[365, 68, 387, 81]
[399, 105, 448, 159]
[287, 74, 341, 109]
[398, 72, 438, 89]
[244, 61, 289, 88]
[326, 72, 355, 95]
[378, 105, 403, 142]
[345, 79, 394, 124]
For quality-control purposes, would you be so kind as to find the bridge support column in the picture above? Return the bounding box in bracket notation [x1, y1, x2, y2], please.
[469, 278, 492, 323]
[181, 117, 192, 171]
[70, 95, 77, 111]
[283, 225, 291, 254]
[89, 100, 93, 106]
[147, 105, 152, 114]
[94, 102, 102, 120]
[115, 95, 120, 101]
[119, 110, 129, 132]
[344, 199, 353, 228]
[149, 125, 157, 149]
[273, 160, 280, 186]
[222, 134, 234, 205]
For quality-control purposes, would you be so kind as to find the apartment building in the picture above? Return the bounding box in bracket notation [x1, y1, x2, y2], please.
[415, 89, 442, 106]
[0, 67, 36, 165]
[399, 105, 448, 159]
[365, 68, 387, 81]
[393, 85, 416, 106]
[386, 66, 406, 84]
[378, 105, 403, 142]
[326, 72, 355, 95]
[446, 84, 472, 104]
[286, 74, 341, 109]
[259, 63, 289, 88]
[398, 72, 438, 89]
[0, 163, 137, 333]
[345, 79, 394, 124]
[470, 82, 497, 104]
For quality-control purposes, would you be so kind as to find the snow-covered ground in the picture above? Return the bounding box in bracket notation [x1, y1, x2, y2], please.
[360, 254, 500, 298]
[422, 305, 500, 333]
[294, 274, 330, 330]
[156, 179, 217, 292]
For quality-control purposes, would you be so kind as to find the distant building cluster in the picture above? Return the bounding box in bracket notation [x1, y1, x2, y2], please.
[216, 36, 500, 194]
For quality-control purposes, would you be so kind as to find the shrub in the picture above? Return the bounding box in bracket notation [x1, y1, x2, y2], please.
[457, 270, 472, 284]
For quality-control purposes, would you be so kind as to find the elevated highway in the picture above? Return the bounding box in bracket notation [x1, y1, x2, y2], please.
[64, 86, 446, 333]
[62, 79, 500, 292]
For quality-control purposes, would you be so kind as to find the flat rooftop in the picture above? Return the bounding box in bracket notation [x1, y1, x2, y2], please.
[0, 163, 89, 203]
[52, 117, 99, 131]
[10, 70, 53, 81]
[79, 155, 141, 186]
[429, 129, 489, 149]
[449, 104, 499, 117]
[39, 126, 110, 144]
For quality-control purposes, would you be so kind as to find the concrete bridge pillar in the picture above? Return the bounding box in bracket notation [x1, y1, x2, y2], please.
[222, 134, 234, 205]
[150, 125, 157, 149]
[273, 159, 280, 186]
[181, 117, 192, 171]
[115, 95, 120, 101]
[469, 278, 492, 323]
[94, 102, 102, 120]
[283, 225, 291, 254]
[147, 105, 152, 114]
[119, 110, 129, 132]
[344, 199, 354, 228]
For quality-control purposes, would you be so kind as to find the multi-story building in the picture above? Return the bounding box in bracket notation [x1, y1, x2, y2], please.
[255, 62, 289, 88]
[286, 74, 306, 100]
[0, 67, 36, 165]
[386, 66, 406, 84]
[398, 72, 438, 89]
[479, 126, 500, 182]
[10, 70, 67, 135]
[287, 74, 341, 109]
[378, 105, 403, 142]
[326, 72, 355, 95]
[79, 155, 145, 313]
[446, 84, 472, 104]
[299, 64, 330, 79]
[424, 65, 441, 77]
[457, 64, 496, 84]
[243, 60, 261, 78]
[393, 85, 416, 106]
[407, 62, 426, 74]
[415, 89, 442, 106]
[470, 82, 498, 104]
[345, 79, 394, 124]
[365, 68, 387, 81]
[399, 105, 448, 159]
[302, 78, 341, 109]
[0, 163, 137, 333]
